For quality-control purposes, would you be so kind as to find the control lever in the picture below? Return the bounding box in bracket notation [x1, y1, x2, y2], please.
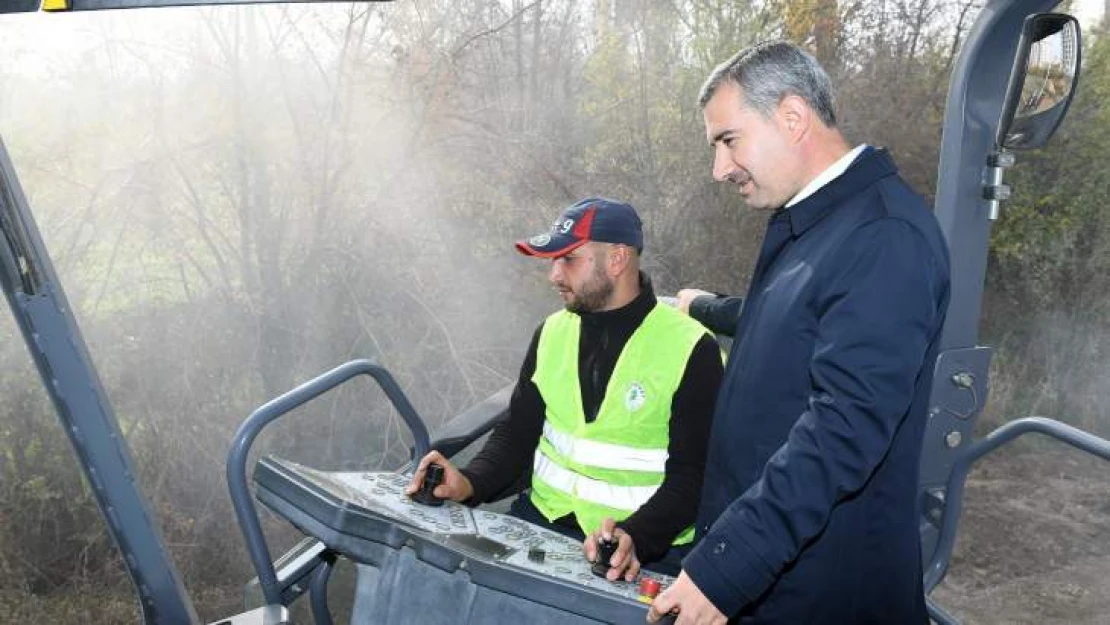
[591, 537, 618, 578]
[410, 463, 446, 507]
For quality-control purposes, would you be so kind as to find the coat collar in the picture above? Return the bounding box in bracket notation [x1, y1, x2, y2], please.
[783, 146, 899, 237]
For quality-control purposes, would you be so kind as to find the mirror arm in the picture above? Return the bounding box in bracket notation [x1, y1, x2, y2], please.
[982, 149, 1015, 220]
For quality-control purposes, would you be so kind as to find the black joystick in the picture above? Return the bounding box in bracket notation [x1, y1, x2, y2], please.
[591, 538, 618, 578]
[410, 463, 446, 507]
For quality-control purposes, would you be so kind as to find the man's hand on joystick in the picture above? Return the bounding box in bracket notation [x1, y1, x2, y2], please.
[583, 517, 641, 582]
[592, 537, 618, 578]
[411, 462, 446, 506]
[405, 451, 475, 506]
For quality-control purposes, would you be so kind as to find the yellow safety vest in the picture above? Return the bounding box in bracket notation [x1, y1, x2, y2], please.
[529, 303, 709, 544]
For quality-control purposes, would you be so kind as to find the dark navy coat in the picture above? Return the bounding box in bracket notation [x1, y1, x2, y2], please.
[685, 147, 950, 624]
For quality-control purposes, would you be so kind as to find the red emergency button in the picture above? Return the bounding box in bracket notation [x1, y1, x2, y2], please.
[639, 578, 661, 599]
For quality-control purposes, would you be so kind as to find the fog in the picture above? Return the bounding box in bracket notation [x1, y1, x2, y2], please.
[1, 2, 1108, 623]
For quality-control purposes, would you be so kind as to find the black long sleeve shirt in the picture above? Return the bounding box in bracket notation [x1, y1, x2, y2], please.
[460, 275, 723, 563]
[689, 294, 745, 338]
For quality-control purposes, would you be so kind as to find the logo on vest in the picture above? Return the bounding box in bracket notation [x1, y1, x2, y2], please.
[625, 382, 646, 412]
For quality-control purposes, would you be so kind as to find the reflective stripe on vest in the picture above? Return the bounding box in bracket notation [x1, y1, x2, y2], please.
[533, 451, 661, 511]
[541, 421, 668, 472]
[528, 302, 711, 541]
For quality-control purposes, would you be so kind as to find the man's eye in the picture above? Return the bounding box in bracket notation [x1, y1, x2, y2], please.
[723, 137, 737, 148]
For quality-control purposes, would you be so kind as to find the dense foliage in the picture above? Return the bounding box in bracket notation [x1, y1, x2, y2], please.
[0, 1, 1105, 621]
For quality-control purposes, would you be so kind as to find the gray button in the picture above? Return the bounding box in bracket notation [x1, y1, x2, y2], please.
[713, 541, 727, 555]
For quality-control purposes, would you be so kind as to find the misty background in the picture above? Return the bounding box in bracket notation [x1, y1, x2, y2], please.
[0, 1, 1109, 623]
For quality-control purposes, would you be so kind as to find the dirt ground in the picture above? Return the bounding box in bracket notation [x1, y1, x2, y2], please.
[930, 444, 1110, 624]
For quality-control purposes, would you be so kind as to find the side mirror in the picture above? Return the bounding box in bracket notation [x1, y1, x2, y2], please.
[996, 13, 1081, 150]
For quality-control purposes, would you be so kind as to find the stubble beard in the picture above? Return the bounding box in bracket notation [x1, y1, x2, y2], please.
[565, 265, 615, 314]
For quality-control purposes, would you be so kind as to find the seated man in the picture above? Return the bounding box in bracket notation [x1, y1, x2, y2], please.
[407, 198, 722, 580]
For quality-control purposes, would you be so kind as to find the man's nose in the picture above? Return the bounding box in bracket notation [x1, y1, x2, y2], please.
[549, 260, 563, 283]
[712, 146, 734, 182]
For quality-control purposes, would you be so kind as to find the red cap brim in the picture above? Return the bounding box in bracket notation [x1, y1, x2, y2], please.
[514, 237, 588, 258]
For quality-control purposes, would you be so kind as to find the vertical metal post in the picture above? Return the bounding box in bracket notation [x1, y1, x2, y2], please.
[0, 138, 197, 624]
[932, 0, 1059, 352]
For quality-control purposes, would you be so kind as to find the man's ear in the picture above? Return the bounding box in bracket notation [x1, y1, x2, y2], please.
[778, 94, 810, 142]
[606, 244, 631, 277]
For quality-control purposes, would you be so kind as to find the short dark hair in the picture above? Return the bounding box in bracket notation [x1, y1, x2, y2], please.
[698, 40, 837, 127]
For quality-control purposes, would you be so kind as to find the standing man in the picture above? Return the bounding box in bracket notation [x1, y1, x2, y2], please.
[650, 42, 950, 624]
[407, 198, 723, 580]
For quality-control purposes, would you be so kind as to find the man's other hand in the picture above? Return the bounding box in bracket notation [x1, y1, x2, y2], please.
[647, 571, 726, 624]
[583, 517, 641, 582]
[404, 450, 474, 502]
[675, 289, 713, 315]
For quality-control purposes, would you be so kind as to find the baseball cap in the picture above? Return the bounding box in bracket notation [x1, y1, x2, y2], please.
[515, 198, 644, 258]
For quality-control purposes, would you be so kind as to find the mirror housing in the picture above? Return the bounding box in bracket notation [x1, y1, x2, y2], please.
[996, 13, 1081, 150]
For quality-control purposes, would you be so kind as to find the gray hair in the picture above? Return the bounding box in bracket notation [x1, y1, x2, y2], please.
[698, 41, 837, 127]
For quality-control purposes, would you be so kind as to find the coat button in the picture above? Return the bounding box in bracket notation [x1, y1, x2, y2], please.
[713, 541, 727, 555]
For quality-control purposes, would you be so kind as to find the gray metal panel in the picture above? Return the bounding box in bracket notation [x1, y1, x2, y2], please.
[207, 605, 290, 625]
[0, 1, 40, 13]
[918, 346, 993, 566]
[350, 557, 611, 625]
[254, 489, 654, 623]
[0, 137, 198, 624]
[253, 458, 667, 624]
[934, 0, 1060, 351]
[920, 347, 994, 489]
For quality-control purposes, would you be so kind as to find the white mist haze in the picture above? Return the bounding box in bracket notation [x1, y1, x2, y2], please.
[2, 2, 1110, 623]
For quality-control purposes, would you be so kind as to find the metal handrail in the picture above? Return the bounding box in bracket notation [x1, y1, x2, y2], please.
[226, 359, 431, 605]
[924, 416, 1110, 595]
[926, 595, 960, 625]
